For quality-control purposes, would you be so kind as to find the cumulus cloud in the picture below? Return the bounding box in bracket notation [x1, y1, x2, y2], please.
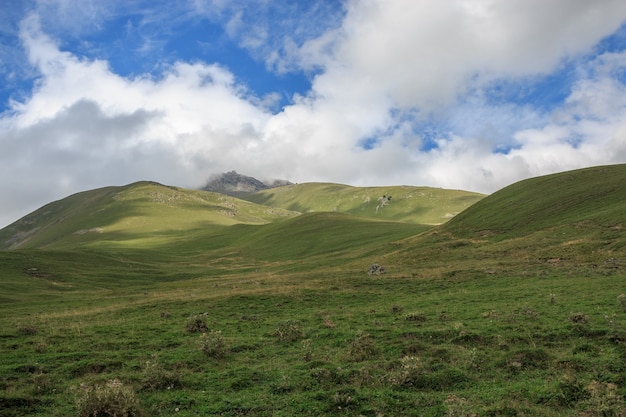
[2, 1, 626, 227]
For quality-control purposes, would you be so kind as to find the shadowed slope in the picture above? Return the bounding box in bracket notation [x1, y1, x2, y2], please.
[443, 164, 626, 239]
[384, 164, 626, 273]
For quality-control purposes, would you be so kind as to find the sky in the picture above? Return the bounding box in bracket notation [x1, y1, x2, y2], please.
[2, 0, 626, 228]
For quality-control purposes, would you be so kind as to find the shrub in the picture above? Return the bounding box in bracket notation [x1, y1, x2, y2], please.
[199, 330, 227, 358]
[391, 305, 404, 314]
[618, 294, 626, 311]
[185, 315, 208, 333]
[273, 321, 304, 342]
[301, 339, 313, 362]
[141, 356, 180, 391]
[388, 355, 423, 387]
[75, 379, 142, 417]
[322, 316, 336, 328]
[554, 373, 588, 407]
[570, 312, 590, 333]
[348, 331, 377, 362]
[444, 394, 473, 417]
[405, 312, 427, 322]
[332, 391, 354, 409]
[584, 380, 625, 416]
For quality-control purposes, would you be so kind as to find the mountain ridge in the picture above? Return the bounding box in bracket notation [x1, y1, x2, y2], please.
[201, 170, 293, 195]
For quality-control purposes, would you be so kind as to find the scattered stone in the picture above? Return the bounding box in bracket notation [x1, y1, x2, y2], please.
[368, 264, 386, 275]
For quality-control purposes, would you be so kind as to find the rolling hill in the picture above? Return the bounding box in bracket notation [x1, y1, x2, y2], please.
[241, 182, 484, 225]
[384, 164, 626, 274]
[443, 164, 626, 239]
[0, 181, 299, 250]
[0, 181, 481, 251]
[1, 165, 626, 417]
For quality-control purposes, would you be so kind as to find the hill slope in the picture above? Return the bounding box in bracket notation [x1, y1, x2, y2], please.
[386, 164, 626, 273]
[0, 181, 298, 250]
[443, 164, 626, 239]
[241, 183, 484, 225]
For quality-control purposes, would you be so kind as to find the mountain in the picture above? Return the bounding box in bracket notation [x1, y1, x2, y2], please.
[201, 171, 292, 195]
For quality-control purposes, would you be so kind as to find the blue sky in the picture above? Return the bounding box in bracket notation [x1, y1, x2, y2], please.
[1, 0, 626, 227]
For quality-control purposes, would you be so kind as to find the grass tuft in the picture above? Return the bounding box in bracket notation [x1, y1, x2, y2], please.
[75, 379, 142, 417]
[199, 330, 228, 358]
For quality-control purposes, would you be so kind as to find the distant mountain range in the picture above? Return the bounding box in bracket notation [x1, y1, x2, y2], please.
[201, 171, 292, 195]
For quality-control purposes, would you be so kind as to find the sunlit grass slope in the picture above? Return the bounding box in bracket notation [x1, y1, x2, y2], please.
[0, 181, 298, 250]
[242, 183, 484, 224]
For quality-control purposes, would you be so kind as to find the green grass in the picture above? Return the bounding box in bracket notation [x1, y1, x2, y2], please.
[0, 181, 299, 250]
[2, 261, 624, 416]
[0, 165, 625, 416]
[241, 182, 484, 225]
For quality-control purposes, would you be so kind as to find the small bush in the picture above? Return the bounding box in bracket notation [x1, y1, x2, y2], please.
[405, 312, 427, 322]
[322, 316, 335, 328]
[618, 294, 626, 311]
[141, 356, 180, 391]
[199, 330, 227, 358]
[332, 391, 354, 409]
[185, 315, 208, 333]
[570, 313, 589, 325]
[570, 313, 590, 333]
[274, 321, 304, 342]
[554, 373, 588, 407]
[444, 394, 473, 417]
[75, 379, 142, 417]
[391, 305, 404, 314]
[584, 380, 625, 416]
[35, 341, 48, 353]
[348, 331, 377, 362]
[388, 355, 423, 387]
[301, 339, 313, 362]
[33, 372, 53, 394]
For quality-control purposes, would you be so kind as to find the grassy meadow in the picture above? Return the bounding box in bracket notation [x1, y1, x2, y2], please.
[1, 165, 625, 416]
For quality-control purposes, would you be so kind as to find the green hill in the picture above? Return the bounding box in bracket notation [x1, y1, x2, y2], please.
[443, 164, 626, 239]
[0, 181, 299, 250]
[384, 164, 626, 275]
[241, 183, 484, 225]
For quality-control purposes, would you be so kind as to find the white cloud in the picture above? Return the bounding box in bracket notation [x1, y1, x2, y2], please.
[2, 1, 626, 228]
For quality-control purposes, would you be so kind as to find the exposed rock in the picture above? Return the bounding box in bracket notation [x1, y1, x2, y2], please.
[201, 171, 292, 195]
[368, 264, 386, 275]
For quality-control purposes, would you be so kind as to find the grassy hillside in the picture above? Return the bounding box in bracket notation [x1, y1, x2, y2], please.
[444, 164, 626, 239]
[382, 164, 626, 276]
[1, 166, 625, 416]
[242, 183, 484, 225]
[0, 181, 299, 250]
